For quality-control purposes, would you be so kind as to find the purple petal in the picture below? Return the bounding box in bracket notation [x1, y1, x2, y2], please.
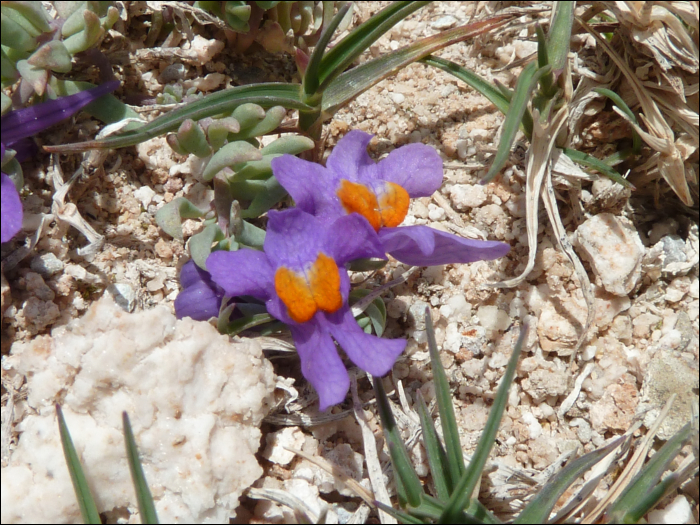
[174, 281, 224, 321]
[326, 307, 406, 377]
[290, 319, 351, 411]
[377, 143, 443, 197]
[1, 80, 119, 146]
[326, 130, 376, 181]
[9, 138, 37, 163]
[378, 225, 511, 266]
[179, 259, 213, 289]
[265, 208, 329, 269]
[324, 214, 386, 265]
[271, 155, 335, 217]
[207, 249, 274, 300]
[1, 172, 23, 243]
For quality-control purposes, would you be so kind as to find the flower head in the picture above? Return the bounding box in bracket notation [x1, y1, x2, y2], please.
[174, 260, 228, 321]
[1, 80, 119, 242]
[205, 208, 406, 410]
[271, 130, 510, 265]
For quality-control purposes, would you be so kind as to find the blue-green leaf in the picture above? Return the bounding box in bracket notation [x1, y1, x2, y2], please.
[56, 404, 101, 524]
[123, 412, 159, 524]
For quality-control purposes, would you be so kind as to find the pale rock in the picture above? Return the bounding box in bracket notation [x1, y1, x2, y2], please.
[520, 412, 543, 439]
[193, 72, 225, 92]
[427, 203, 446, 221]
[389, 92, 405, 104]
[189, 35, 225, 65]
[18, 296, 60, 333]
[609, 315, 633, 344]
[431, 15, 457, 29]
[536, 301, 579, 355]
[25, 272, 55, 301]
[664, 276, 691, 302]
[477, 305, 510, 334]
[1, 295, 275, 523]
[407, 301, 431, 330]
[30, 253, 64, 277]
[282, 478, 338, 523]
[263, 427, 305, 466]
[632, 312, 661, 338]
[107, 283, 137, 312]
[575, 213, 644, 296]
[449, 184, 487, 210]
[648, 218, 679, 244]
[133, 185, 156, 209]
[638, 351, 699, 440]
[446, 295, 471, 319]
[293, 444, 364, 497]
[647, 495, 694, 524]
[412, 200, 429, 219]
[589, 382, 637, 432]
[521, 368, 568, 403]
[461, 399, 489, 431]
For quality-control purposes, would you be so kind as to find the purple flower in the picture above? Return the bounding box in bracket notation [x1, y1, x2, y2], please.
[1, 81, 119, 242]
[206, 208, 406, 410]
[271, 130, 510, 265]
[174, 260, 227, 321]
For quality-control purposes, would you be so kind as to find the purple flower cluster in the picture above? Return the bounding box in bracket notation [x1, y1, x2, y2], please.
[1, 81, 119, 243]
[177, 130, 510, 409]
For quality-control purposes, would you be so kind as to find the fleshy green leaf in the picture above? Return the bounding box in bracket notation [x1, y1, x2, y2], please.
[240, 175, 288, 217]
[56, 404, 101, 524]
[155, 197, 206, 241]
[123, 412, 159, 524]
[222, 312, 275, 336]
[441, 323, 528, 523]
[203, 141, 262, 181]
[425, 306, 464, 488]
[177, 118, 211, 158]
[190, 222, 226, 270]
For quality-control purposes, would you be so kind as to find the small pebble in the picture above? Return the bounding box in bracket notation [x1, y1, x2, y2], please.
[30, 253, 64, 277]
[431, 15, 457, 30]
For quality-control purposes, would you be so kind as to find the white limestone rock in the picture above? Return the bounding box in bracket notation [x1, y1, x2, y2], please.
[1, 295, 275, 523]
[575, 213, 644, 296]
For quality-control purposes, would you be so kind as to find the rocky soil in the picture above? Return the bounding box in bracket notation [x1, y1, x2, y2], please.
[2, 2, 698, 524]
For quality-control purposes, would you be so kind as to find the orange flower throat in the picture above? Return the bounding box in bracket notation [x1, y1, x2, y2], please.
[336, 179, 409, 231]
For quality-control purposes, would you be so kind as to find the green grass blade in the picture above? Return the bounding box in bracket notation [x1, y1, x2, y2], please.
[123, 412, 159, 524]
[373, 375, 424, 508]
[322, 15, 513, 117]
[465, 499, 503, 524]
[424, 306, 464, 488]
[440, 324, 528, 523]
[480, 63, 550, 184]
[421, 55, 533, 138]
[221, 312, 275, 335]
[592, 87, 642, 153]
[374, 500, 425, 524]
[303, 2, 351, 96]
[420, 55, 510, 115]
[44, 83, 310, 153]
[514, 435, 627, 523]
[562, 147, 635, 188]
[56, 404, 102, 524]
[607, 423, 693, 524]
[317, 1, 430, 90]
[415, 390, 451, 501]
[546, 1, 574, 71]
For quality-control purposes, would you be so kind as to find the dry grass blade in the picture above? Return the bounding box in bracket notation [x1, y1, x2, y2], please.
[581, 394, 678, 523]
[351, 376, 396, 524]
[283, 446, 376, 508]
[247, 487, 318, 523]
[577, 17, 695, 205]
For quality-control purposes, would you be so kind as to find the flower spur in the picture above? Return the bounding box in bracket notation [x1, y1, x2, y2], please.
[271, 130, 511, 266]
[1, 81, 119, 242]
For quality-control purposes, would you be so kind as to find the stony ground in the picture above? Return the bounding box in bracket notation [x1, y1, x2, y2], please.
[1, 2, 698, 524]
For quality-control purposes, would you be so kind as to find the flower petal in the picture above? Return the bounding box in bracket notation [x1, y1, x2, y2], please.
[265, 208, 329, 269]
[327, 307, 406, 377]
[271, 155, 336, 217]
[1, 172, 23, 243]
[174, 281, 224, 321]
[323, 214, 386, 265]
[207, 249, 274, 299]
[291, 319, 351, 411]
[378, 225, 510, 266]
[377, 142, 443, 197]
[326, 130, 376, 181]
